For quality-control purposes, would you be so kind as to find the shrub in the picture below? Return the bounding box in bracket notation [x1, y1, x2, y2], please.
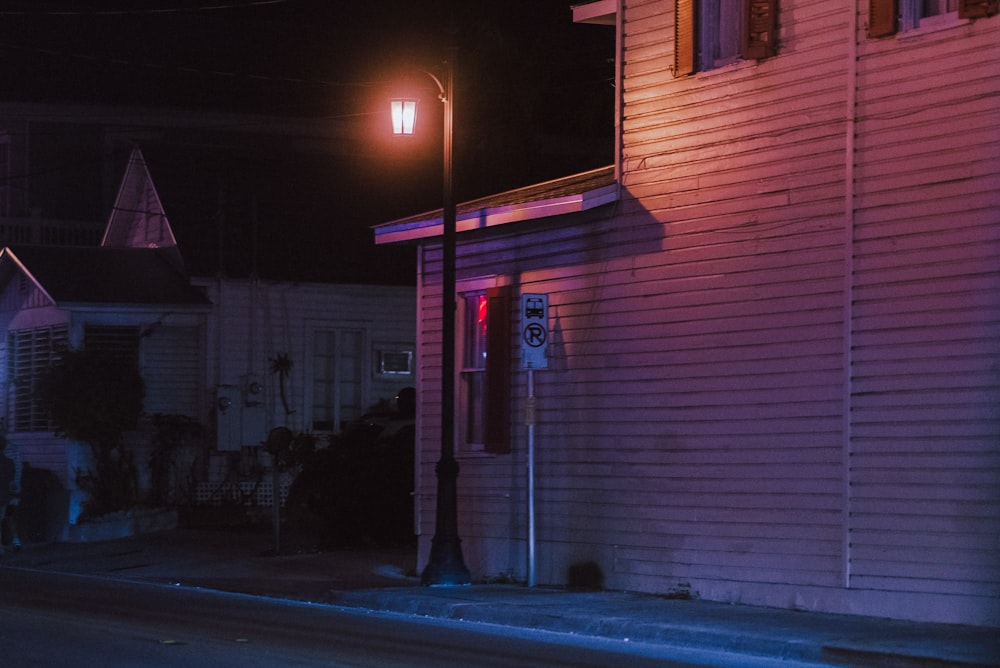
[38, 348, 145, 517]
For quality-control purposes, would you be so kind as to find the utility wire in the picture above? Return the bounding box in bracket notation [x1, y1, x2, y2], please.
[0, 1, 295, 16]
[0, 39, 374, 90]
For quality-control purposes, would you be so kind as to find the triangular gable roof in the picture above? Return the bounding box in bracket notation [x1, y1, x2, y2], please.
[373, 165, 618, 245]
[0, 246, 209, 307]
[102, 146, 179, 251]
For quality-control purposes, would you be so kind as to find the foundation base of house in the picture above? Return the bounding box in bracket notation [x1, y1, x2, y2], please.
[62, 507, 178, 543]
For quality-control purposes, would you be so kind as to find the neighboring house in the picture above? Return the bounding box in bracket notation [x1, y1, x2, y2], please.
[374, 1, 999, 626]
[0, 146, 416, 526]
[0, 245, 211, 523]
[0, 101, 416, 285]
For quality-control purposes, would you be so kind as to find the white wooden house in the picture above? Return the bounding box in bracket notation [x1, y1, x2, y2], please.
[1, 147, 416, 528]
[374, 1, 999, 626]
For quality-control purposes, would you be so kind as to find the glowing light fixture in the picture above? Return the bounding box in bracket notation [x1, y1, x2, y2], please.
[391, 98, 418, 135]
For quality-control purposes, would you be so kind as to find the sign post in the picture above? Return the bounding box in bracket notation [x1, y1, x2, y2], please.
[520, 293, 548, 587]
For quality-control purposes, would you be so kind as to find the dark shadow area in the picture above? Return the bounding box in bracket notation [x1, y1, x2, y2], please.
[285, 391, 416, 550]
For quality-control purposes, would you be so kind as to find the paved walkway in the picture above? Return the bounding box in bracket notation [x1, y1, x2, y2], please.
[2, 527, 997, 667]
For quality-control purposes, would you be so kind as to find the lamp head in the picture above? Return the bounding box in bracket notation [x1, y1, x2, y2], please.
[391, 98, 418, 135]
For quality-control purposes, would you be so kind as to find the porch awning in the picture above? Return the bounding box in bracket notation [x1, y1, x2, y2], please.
[373, 165, 617, 245]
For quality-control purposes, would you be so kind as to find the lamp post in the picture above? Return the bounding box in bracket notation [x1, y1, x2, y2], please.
[392, 59, 470, 586]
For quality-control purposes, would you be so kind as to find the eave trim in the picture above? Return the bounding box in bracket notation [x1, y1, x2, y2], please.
[374, 177, 618, 245]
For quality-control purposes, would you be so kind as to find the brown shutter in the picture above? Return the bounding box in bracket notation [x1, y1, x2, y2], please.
[743, 0, 778, 60]
[484, 286, 511, 454]
[868, 0, 898, 37]
[959, 0, 999, 18]
[674, 0, 696, 77]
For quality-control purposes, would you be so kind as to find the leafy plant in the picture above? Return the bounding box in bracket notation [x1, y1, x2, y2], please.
[264, 427, 317, 471]
[149, 414, 204, 505]
[38, 348, 145, 517]
[269, 353, 293, 418]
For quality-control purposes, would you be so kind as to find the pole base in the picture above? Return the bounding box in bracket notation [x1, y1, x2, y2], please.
[421, 538, 471, 586]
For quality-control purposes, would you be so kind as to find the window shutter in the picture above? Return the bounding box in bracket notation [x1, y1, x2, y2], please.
[868, 0, 898, 37]
[959, 0, 999, 18]
[743, 0, 778, 60]
[674, 0, 696, 76]
[484, 285, 511, 454]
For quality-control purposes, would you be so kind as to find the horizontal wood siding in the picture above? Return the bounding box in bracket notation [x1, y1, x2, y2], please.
[414, 0, 853, 594]
[850, 12, 1000, 606]
[411, 1, 1000, 624]
[6, 432, 71, 486]
[587, 0, 848, 595]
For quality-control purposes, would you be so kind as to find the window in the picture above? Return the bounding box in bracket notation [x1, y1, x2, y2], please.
[7, 325, 69, 432]
[84, 325, 140, 367]
[869, 0, 997, 37]
[311, 329, 364, 432]
[675, 0, 778, 76]
[458, 286, 511, 454]
[461, 292, 489, 446]
[961, 0, 1000, 17]
[376, 347, 413, 376]
[921, 0, 959, 15]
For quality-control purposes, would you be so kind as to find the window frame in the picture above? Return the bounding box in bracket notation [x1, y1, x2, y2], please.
[83, 324, 140, 368]
[308, 327, 366, 433]
[869, 0, 997, 37]
[675, 0, 779, 77]
[7, 325, 69, 433]
[456, 283, 511, 455]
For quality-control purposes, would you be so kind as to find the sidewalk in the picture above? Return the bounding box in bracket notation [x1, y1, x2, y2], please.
[2, 526, 997, 667]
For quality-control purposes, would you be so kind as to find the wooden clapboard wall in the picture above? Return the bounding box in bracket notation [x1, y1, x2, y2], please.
[850, 0, 1000, 618]
[410, 0, 999, 625]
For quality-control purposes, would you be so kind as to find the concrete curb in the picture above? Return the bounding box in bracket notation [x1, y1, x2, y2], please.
[329, 587, 1000, 668]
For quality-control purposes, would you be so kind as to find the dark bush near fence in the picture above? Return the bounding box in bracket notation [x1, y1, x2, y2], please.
[17, 464, 70, 543]
[286, 419, 414, 548]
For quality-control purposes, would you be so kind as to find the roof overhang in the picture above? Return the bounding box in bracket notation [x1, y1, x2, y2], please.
[0, 247, 55, 305]
[572, 0, 617, 25]
[374, 166, 618, 245]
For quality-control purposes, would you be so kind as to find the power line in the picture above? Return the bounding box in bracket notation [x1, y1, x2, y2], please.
[0, 40, 374, 90]
[0, 1, 295, 16]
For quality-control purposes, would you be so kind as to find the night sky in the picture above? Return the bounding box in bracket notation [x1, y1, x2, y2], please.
[0, 1, 615, 283]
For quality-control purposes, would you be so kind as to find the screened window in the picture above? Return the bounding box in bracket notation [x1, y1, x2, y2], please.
[461, 292, 489, 446]
[311, 329, 364, 432]
[675, 0, 778, 76]
[7, 325, 69, 432]
[869, 0, 997, 37]
[903, 0, 959, 30]
[458, 286, 511, 454]
[84, 325, 140, 367]
[922, 0, 959, 15]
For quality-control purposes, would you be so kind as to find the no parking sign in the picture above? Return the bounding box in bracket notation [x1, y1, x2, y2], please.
[520, 293, 548, 369]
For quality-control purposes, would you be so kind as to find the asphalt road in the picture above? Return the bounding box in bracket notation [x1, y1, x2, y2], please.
[0, 569, 717, 668]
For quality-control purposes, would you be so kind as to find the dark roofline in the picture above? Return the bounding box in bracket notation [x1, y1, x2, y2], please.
[0, 246, 210, 307]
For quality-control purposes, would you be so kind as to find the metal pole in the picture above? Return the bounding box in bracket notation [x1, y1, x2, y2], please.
[272, 454, 281, 554]
[422, 57, 470, 586]
[527, 368, 536, 587]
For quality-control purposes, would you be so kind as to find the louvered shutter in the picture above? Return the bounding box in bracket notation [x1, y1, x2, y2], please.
[868, 0, 898, 37]
[674, 0, 696, 76]
[743, 0, 778, 60]
[484, 286, 511, 454]
[959, 0, 999, 18]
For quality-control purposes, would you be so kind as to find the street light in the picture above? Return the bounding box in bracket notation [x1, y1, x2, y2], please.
[390, 98, 417, 135]
[392, 59, 471, 586]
